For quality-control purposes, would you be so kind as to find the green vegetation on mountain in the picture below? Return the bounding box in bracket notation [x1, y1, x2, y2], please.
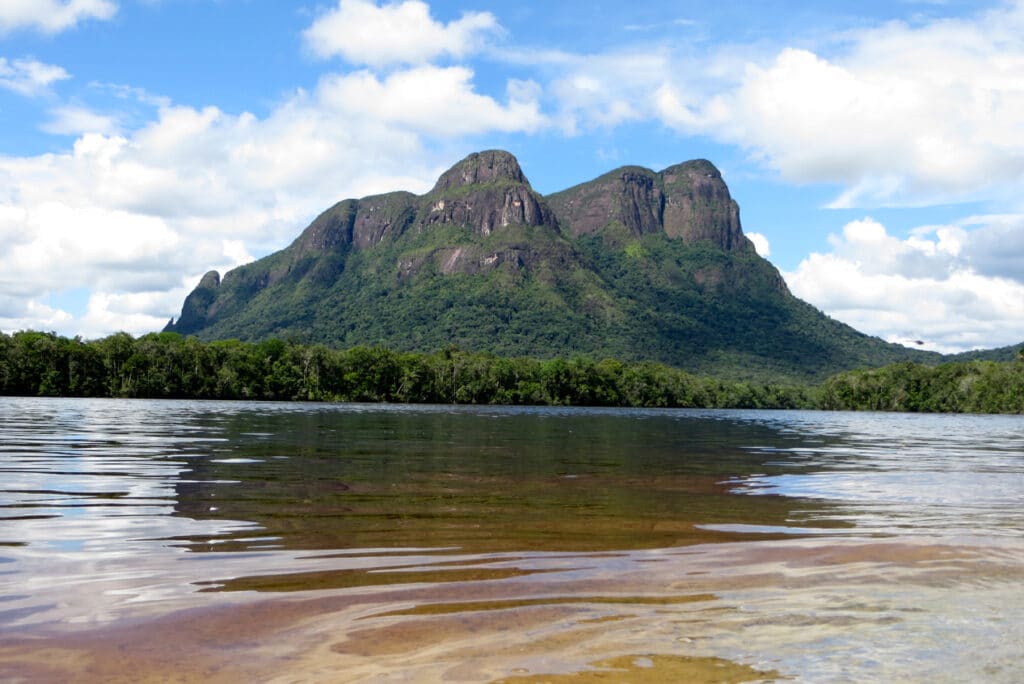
[164, 150, 936, 383]
[945, 343, 1022, 363]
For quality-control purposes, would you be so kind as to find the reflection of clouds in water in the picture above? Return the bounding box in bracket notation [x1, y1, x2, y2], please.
[3, 410, 223, 547]
[735, 471, 1024, 537]
[0, 397, 259, 627]
[740, 470, 1024, 505]
[727, 410, 1024, 538]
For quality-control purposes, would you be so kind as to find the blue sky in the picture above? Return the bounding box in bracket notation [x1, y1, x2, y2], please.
[1, 0, 1022, 352]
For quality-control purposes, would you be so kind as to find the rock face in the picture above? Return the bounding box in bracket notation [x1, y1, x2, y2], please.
[429, 150, 528, 192]
[421, 150, 557, 238]
[661, 161, 746, 250]
[171, 270, 221, 335]
[164, 150, 925, 381]
[546, 159, 749, 251]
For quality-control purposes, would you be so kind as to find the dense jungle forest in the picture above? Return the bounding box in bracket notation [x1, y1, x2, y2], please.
[1, 330, 1021, 413]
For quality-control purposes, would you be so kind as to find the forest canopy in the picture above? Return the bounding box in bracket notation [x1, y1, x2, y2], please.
[0, 330, 1021, 414]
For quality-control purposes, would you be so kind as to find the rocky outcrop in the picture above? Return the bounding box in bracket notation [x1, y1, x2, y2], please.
[290, 193, 419, 256]
[421, 150, 558, 237]
[660, 160, 747, 251]
[421, 184, 556, 237]
[167, 270, 220, 335]
[547, 158, 751, 252]
[161, 149, 935, 382]
[351, 192, 418, 249]
[292, 200, 357, 255]
[429, 150, 528, 193]
[546, 166, 663, 238]
[291, 150, 556, 249]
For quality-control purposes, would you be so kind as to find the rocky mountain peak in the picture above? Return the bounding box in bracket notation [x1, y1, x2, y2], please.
[167, 270, 221, 334]
[422, 149, 556, 237]
[544, 158, 750, 252]
[429, 150, 529, 195]
[197, 270, 221, 290]
[658, 159, 747, 251]
[660, 158, 722, 179]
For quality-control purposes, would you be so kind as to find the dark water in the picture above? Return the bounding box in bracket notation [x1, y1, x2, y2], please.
[0, 398, 1021, 682]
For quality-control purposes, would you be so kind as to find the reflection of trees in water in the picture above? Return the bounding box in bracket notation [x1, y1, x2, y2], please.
[171, 408, 828, 553]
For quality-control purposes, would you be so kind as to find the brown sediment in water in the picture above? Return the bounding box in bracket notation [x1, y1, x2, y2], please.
[1, 539, 1019, 683]
[0, 596, 341, 683]
[198, 563, 561, 593]
[491, 653, 785, 683]
[366, 593, 718, 618]
[0, 564, 756, 682]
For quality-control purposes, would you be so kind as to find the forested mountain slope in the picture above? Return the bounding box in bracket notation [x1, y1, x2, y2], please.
[166, 150, 935, 382]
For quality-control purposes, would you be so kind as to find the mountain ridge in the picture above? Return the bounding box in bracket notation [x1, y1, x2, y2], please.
[166, 150, 942, 382]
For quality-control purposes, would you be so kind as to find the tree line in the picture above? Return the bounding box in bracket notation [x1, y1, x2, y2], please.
[0, 330, 1021, 413]
[0, 330, 811, 408]
[819, 359, 1024, 414]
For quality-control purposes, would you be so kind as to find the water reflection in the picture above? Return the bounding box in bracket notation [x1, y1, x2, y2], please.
[730, 412, 1024, 539]
[0, 399, 1022, 682]
[167, 404, 819, 555]
[0, 400, 814, 632]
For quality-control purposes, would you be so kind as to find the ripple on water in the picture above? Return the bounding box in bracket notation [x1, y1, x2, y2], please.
[0, 399, 1022, 682]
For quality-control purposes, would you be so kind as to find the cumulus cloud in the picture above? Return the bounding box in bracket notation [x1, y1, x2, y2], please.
[304, 0, 500, 66]
[523, 2, 1024, 208]
[77, 290, 193, 340]
[548, 49, 670, 134]
[957, 214, 1024, 281]
[746, 231, 770, 258]
[0, 0, 117, 35]
[651, 3, 1024, 207]
[318, 66, 546, 135]
[0, 57, 70, 97]
[784, 216, 1024, 352]
[41, 105, 122, 136]
[0, 297, 73, 334]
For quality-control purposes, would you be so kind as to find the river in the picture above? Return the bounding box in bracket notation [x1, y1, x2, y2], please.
[0, 398, 1021, 682]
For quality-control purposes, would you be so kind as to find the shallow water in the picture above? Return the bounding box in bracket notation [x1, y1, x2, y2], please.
[0, 398, 1021, 682]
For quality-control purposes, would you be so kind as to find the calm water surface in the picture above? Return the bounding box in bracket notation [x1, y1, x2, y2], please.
[0, 398, 1021, 682]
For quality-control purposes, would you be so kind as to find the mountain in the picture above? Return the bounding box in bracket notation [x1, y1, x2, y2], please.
[165, 150, 937, 382]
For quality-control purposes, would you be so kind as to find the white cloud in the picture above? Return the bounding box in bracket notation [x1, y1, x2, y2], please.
[77, 290, 191, 339]
[0, 58, 70, 97]
[541, 49, 671, 134]
[956, 213, 1024, 281]
[318, 66, 546, 135]
[42, 106, 121, 136]
[784, 216, 1024, 352]
[0, 297, 73, 334]
[651, 3, 1024, 207]
[0, 0, 117, 35]
[746, 231, 770, 257]
[304, 0, 499, 66]
[522, 3, 1024, 208]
